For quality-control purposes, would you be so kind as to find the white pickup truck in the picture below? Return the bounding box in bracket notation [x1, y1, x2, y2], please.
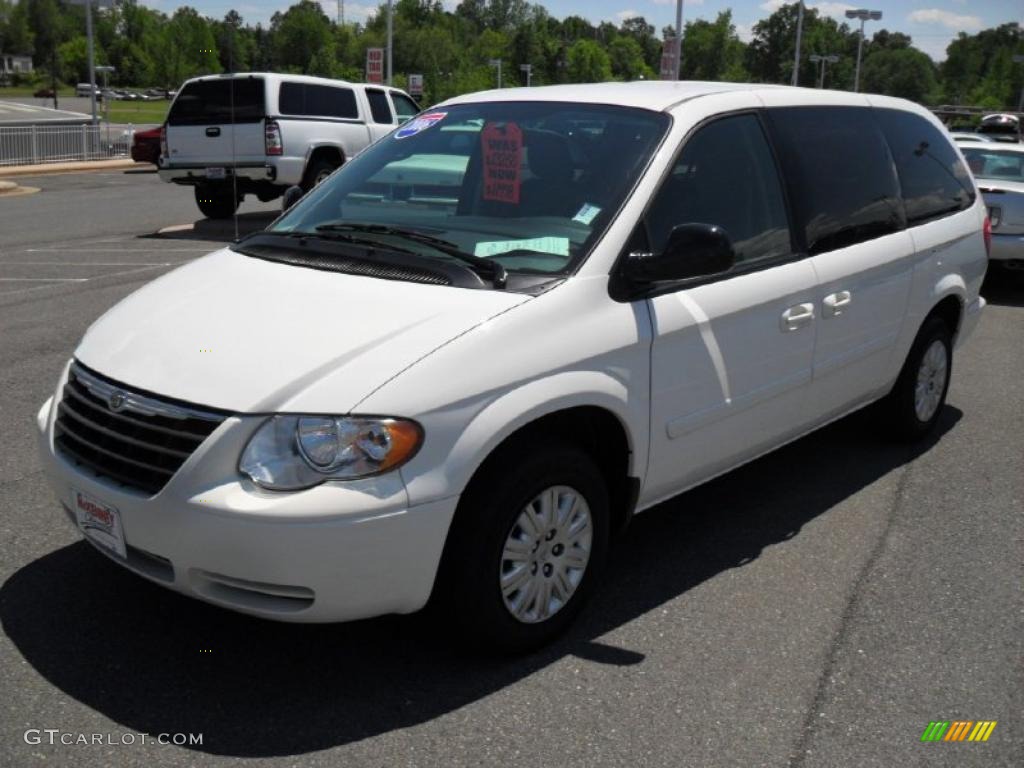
[158, 73, 420, 219]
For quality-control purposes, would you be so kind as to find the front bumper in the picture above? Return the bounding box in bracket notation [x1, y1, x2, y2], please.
[989, 232, 1024, 263]
[35, 377, 457, 623]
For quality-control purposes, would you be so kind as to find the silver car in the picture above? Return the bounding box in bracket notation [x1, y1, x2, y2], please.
[961, 143, 1024, 272]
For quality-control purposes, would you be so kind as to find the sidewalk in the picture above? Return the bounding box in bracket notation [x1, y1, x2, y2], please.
[0, 158, 143, 179]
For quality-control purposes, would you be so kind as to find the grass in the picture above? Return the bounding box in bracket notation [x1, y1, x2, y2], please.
[106, 101, 169, 125]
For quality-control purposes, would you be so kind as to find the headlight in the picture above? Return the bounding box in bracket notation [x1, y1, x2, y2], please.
[239, 415, 422, 491]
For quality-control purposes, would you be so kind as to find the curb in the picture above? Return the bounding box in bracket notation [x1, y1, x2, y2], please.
[0, 180, 41, 198]
[0, 159, 144, 179]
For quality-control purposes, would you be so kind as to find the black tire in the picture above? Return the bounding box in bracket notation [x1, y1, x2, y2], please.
[194, 184, 239, 219]
[434, 440, 610, 654]
[302, 156, 339, 192]
[882, 316, 953, 441]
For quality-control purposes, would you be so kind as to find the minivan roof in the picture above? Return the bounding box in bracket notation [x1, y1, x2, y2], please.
[441, 81, 914, 114]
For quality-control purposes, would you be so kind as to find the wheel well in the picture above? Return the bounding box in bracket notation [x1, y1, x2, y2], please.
[467, 406, 637, 535]
[927, 295, 963, 337]
[306, 146, 343, 174]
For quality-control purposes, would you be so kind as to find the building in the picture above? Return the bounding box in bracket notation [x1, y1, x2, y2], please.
[0, 53, 34, 79]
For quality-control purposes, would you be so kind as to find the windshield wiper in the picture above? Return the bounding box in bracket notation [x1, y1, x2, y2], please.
[263, 229, 419, 255]
[315, 223, 508, 288]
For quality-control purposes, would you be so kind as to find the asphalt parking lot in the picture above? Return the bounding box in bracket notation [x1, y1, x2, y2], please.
[0, 169, 1021, 767]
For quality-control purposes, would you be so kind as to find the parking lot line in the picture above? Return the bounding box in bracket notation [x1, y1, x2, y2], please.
[0, 277, 88, 282]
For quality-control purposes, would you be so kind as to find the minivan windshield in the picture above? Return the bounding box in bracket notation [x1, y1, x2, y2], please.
[269, 102, 670, 276]
[961, 147, 1024, 182]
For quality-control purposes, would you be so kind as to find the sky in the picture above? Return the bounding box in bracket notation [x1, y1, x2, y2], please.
[141, 1, 1023, 61]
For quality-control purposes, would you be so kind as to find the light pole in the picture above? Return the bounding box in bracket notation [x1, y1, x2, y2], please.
[519, 63, 532, 87]
[673, 0, 685, 80]
[809, 54, 839, 89]
[386, 0, 393, 86]
[489, 59, 503, 89]
[845, 8, 882, 93]
[95, 64, 114, 131]
[792, 1, 804, 86]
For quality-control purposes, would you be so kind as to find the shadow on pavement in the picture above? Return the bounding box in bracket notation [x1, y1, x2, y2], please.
[981, 268, 1024, 307]
[1, 405, 961, 757]
[142, 211, 278, 243]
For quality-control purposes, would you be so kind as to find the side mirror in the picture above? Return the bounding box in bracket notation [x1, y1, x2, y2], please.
[282, 185, 304, 213]
[628, 223, 735, 284]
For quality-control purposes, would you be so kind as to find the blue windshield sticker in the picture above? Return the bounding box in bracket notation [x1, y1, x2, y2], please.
[395, 111, 447, 139]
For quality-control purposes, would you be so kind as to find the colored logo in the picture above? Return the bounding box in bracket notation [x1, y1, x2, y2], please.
[920, 720, 997, 742]
[395, 111, 446, 140]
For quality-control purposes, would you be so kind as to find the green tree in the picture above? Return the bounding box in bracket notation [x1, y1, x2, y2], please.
[861, 47, 938, 103]
[0, 0, 34, 56]
[608, 36, 649, 81]
[566, 38, 611, 83]
[270, 0, 333, 74]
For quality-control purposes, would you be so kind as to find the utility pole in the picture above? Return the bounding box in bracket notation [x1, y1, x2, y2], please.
[673, 0, 685, 80]
[845, 8, 882, 93]
[85, 0, 97, 123]
[809, 54, 839, 88]
[489, 59, 503, 89]
[386, 0, 393, 86]
[520, 63, 532, 87]
[792, 1, 804, 86]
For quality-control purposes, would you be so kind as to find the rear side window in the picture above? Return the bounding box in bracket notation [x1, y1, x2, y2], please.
[767, 107, 904, 255]
[365, 89, 393, 124]
[278, 82, 358, 119]
[168, 78, 265, 125]
[645, 114, 792, 267]
[875, 109, 975, 226]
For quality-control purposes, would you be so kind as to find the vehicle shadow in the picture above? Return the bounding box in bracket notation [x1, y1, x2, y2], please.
[141, 211, 278, 243]
[0, 405, 961, 758]
[981, 269, 1024, 307]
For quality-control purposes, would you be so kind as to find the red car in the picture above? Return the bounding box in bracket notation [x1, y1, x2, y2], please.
[131, 126, 162, 165]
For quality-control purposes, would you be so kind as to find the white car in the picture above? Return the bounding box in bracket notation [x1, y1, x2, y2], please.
[950, 131, 993, 144]
[961, 142, 1024, 270]
[158, 73, 421, 219]
[38, 82, 987, 652]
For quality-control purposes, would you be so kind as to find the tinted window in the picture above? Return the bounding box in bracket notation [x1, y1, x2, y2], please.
[960, 147, 1024, 183]
[168, 78, 265, 125]
[646, 114, 791, 267]
[875, 109, 975, 225]
[391, 92, 420, 120]
[366, 89, 393, 124]
[278, 82, 358, 119]
[767, 107, 903, 255]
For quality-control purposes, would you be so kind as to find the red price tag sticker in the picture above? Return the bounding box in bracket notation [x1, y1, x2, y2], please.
[481, 122, 523, 204]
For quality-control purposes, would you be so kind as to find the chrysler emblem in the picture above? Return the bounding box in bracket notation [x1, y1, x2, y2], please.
[108, 391, 127, 412]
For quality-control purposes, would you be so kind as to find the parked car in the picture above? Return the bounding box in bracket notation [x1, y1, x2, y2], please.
[157, 72, 421, 218]
[977, 113, 1021, 143]
[37, 82, 987, 652]
[130, 126, 162, 165]
[33, 87, 55, 98]
[950, 131, 993, 144]
[75, 82, 102, 98]
[961, 142, 1024, 271]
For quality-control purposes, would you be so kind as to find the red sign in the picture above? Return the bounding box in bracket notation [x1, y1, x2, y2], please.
[660, 37, 678, 80]
[481, 122, 523, 204]
[366, 47, 384, 84]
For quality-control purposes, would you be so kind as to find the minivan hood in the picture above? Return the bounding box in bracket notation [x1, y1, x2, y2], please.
[75, 249, 529, 413]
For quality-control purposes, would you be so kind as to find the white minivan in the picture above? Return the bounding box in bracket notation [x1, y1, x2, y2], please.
[38, 82, 987, 652]
[158, 73, 420, 219]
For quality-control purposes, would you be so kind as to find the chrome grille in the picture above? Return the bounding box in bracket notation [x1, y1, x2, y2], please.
[54, 362, 228, 495]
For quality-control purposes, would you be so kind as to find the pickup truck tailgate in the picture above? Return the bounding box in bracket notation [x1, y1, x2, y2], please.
[165, 77, 266, 165]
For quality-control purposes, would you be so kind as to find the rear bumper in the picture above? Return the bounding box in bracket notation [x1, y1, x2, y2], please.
[988, 232, 1024, 262]
[158, 157, 305, 187]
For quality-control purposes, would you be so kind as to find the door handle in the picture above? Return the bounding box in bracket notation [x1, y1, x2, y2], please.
[823, 290, 852, 317]
[781, 302, 815, 331]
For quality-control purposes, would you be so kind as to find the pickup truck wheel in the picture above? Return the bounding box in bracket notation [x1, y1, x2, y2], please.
[194, 184, 239, 219]
[303, 157, 339, 191]
[883, 316, 952, 441]
[435, 441, 610, 654]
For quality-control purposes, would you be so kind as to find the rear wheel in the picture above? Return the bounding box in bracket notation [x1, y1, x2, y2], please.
[302, 156, 340, 192]
[194, 184, 239, 219]
[882, 316, 953, 440]
[435, 441, 610, 654]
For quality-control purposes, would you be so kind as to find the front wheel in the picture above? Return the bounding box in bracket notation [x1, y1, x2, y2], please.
[194, 184, 239, 219]
[435, 441, 610, 654]
[882, 316, 953, 440]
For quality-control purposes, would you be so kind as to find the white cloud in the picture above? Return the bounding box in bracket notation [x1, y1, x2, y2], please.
[907, 8, 983, 31]
[735, 23, 754, 43]
[759, 1, 854, 19]
[616, 9, 641, 22]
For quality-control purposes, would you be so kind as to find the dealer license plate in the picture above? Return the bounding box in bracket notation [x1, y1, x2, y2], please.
[73, 488, 126, 559]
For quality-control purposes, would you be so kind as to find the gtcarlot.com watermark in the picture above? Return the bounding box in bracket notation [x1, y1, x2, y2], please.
[24, 729, 203, 747]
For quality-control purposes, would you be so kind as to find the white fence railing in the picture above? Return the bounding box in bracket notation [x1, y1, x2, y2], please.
[0, 124, 134, 167]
